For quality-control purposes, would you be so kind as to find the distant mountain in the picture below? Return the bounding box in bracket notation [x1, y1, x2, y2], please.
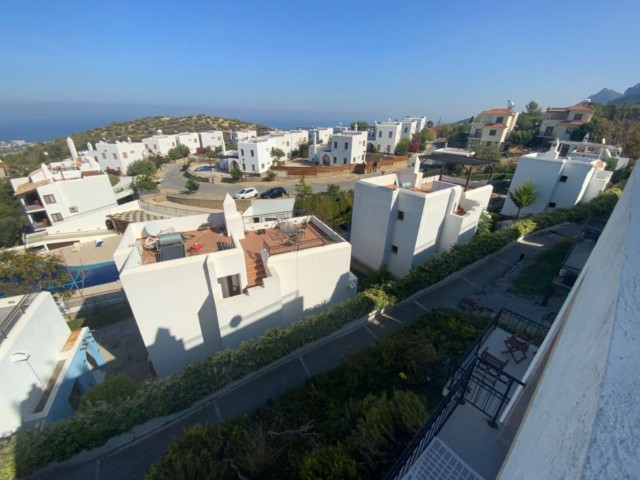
[588, 88, 623, 104]
[604, 83, 640, 105]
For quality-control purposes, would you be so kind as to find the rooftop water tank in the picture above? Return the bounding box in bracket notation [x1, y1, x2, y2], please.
[158, 232, 183, 248]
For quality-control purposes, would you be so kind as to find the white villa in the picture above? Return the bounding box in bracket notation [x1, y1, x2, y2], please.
[310, 128, 367, 166]
[467, 106, 518, 150]
[307, 127, 333, 145]
[175, 132, 200, 154]
[199, 131, 225, 151]
[231, 130, 257, 145]
[236, 130, 309, 174]
[91, 140, 147, 174]
[373, 121, 403, 154]
[142, 131, 178, 156]
[113, 196, 357, 377]
[0, 292, 105, 435]
[538, 101, 594, 142]
[501, 139, 623, 217]
[400, 116, 427, 140]
[351, 159, 492, 278]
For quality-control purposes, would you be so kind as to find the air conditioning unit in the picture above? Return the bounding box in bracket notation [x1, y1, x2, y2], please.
[69, 205, 78, 213]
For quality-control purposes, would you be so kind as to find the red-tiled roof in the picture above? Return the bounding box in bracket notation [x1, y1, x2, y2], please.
[484, 123, 508, 128]
[14, 179, 50, 196]
[480, 108, 516, 115]
[568, 103, 592, 111]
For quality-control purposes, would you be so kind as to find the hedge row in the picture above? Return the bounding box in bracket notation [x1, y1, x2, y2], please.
[0, 187, 622, 479]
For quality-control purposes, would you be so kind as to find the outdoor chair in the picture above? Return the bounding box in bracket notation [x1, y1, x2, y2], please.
[478, 347, 509, 387]
[502, 334, 533, 364]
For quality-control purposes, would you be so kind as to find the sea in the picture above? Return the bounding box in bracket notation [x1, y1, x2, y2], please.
[0, 116, 355, 143]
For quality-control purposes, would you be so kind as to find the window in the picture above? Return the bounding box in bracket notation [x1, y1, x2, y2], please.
[391, 245, 398, 254]
[251, 165, 255, 171]
[343, 158, 347, 164]
[122, 152, 128, 159]
[333, 157, 337, 164]
[574, 114, 583, 121]
[241, 149, 245, 155]
[113, 153, 118, 160]
[548, 202, 557, 208]
[496, 117, 504, 123]
[559, 175, 568, 183]
[51, 213, 63, 222]
[261, 164, 265, 169]
[102, 152, 107, 160]
[378, 131, 382, 138]
[386, 145, 391, 153]
[388, 131, 392, 138]
[397, 211, 405, 220]
[43, 194, 56, 204]
[486, 142, 491, 147]
[489, 130, 497, 136]
[344, 142, 348, 149]
[404, 127, 408, 133]
[334, 141, 337, 148]
[287, 141, 290, 146]
[474, 128, 481, 137]
[250, 150, 254, 157]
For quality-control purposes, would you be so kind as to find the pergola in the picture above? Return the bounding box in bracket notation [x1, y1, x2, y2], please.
[419, 152, 499, 191]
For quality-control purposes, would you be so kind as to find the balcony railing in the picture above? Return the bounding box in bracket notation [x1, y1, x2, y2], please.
[262, 233, 339, 256]
[384, 309, 549, 480]
[24, 203, 45, 212]
[0, 292, 39, 347]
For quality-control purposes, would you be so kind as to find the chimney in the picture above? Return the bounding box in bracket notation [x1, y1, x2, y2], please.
[67, 137, 78, 160]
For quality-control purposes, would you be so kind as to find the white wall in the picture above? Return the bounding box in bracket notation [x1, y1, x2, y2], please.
[231, 130, 257, 144]
[199, 131, 225, 150]
[176, 133, 200, 154]
[330, 131, 367, 165]
[93, 141, 147, 173]
[142, 135, 177, 156]
[237, 138, 273, 174]
[0, 293, 70, 434]
[374, 123, 402, 153]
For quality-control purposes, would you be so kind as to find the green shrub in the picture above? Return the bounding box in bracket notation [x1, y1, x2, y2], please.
[1, 187, 622, 479]
[79, 374, 138, 413]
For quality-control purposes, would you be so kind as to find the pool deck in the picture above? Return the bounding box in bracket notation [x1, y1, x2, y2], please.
[54, 234, 122, 266]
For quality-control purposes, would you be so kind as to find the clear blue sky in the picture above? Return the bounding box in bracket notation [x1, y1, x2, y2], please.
[1, 0, 639, 126]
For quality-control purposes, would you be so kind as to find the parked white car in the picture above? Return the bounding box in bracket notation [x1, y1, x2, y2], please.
[233, 187, 259, 199]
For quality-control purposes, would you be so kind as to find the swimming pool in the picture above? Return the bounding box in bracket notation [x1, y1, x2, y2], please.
[63, 261, 119, 290]
[194, 165, 214, 172]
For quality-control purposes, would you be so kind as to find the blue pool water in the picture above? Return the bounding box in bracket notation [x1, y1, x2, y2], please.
[194, 166, 213, 172]
[63, 261, 119, 290]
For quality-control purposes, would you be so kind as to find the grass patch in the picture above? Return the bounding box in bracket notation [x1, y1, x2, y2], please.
[67, 303, 133, 331]
[510, 240, 574, 296]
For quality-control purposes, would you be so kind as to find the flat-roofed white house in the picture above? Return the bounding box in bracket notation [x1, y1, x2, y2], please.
[113, 196, 357, 377]
[328, 130, 368, 165]
[175, 132, 200, 154]
[467, 107, 519, 150]
[374, 121, 403, 154]
[351, 160, 492, 278]
[236, 130, 309, 174]
[91, 140, 147, 174]
[231, 130, 257, 145]
[309, 128, 367, 165]
[142, 131, 178, 156]
[501, 139, 619, 217]
[199, 131, 225, 151]
[307, 127, 333, 145]
[400, 116, 427, 140]
[538, 102, 593, 142]
[0, 292, 105, 435]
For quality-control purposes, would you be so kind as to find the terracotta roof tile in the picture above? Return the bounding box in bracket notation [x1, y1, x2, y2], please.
[14, 179, 50, 196]
[480, 108, 516, 115]
[568, 103, 592, 111]
[484, 123, 508, 128]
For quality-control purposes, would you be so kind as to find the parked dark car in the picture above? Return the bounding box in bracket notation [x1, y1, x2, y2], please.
[260, 187, 288, 199]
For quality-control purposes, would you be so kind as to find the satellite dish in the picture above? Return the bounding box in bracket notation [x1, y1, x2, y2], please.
[144, 221, 161, 237]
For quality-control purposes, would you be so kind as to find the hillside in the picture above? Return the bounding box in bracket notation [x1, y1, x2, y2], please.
[0, 114, 272, 175]
[588, 83, 640, 105]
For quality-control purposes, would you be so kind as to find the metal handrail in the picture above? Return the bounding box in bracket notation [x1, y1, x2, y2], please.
[0, 292, 39, 347]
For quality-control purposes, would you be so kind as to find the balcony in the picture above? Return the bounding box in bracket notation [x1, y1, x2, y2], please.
[385, 309, 549, 480]
[24, 202, 45, 213]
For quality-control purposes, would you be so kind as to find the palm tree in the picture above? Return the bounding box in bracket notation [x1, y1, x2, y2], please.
[509, 181, 537, 218]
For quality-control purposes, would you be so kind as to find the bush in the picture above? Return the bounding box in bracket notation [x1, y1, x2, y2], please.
[230, 167, 244, 182]
[79, 375, 138, 413]
[2, 187, 622, 478]
[185, 178, 200, 193]
[264, 170, 277, 181]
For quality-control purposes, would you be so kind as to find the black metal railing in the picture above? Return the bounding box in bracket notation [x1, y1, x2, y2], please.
[0, 292, 39, 347]
[263, 234, 338, 256]
[384, 360, 475, 480]
[495, 308, 549, 345]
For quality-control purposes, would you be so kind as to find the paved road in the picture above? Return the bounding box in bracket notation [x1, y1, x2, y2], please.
[158, 161, 413, 196]
[27, 226, 576, 480]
